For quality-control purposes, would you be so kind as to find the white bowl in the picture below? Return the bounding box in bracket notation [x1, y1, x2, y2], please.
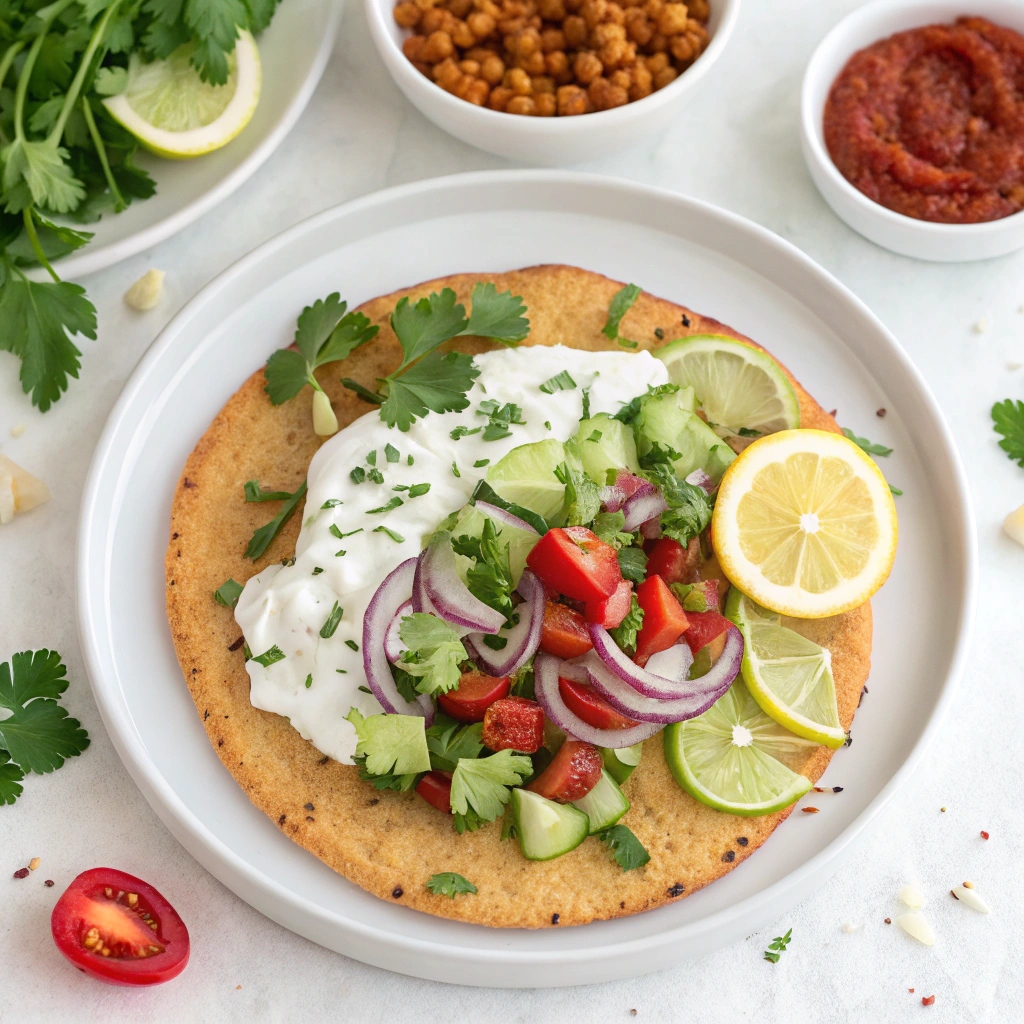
[365, 0, 739, 163]
[801, 0, 1024, 262]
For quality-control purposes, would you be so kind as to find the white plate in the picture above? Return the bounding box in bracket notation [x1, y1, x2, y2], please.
[40, 0, 341, 281]
[77, 171, 976, 987]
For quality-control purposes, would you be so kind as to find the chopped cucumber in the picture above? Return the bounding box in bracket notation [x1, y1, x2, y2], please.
[575, 414, 640, 483]
[439, 502, 538, 584]
[572, 769, 630, 833]
[487, 439, 566, 521]
[511, 788, 590, 861]
[601, 742, 643, 784]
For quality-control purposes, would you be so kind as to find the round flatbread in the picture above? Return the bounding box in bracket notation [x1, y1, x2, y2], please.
[166, 265, 871, 929]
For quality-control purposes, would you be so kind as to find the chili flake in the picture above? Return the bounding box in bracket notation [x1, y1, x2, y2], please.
[981, 830, 990, 839]
[922, 995, 935, 1006]
[13, 867, 29, 879]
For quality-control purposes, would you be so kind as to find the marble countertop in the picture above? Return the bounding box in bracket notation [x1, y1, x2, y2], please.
[2, 0, 1022, 1019]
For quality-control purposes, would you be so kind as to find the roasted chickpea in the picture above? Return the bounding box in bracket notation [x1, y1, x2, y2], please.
[623, 8, 652, 44]
[580, 0, 606, 28]
[464, 78, 491, 103]
[420, 6, 446, 31]
[562, 14, 587, 47]
[451, 19, 475, 46]
[540, 27, 566, 52]
[488, 84, 513, 108]
[647, 30, 668, 51]
[605, 3, 626, 25]
[459, 58, 482, 74]
[628, 60, 652, 99]
[556, 83, 591, 114]
[534, 91, 557, 114]
[545, 49, 571, 80]
[433, 57, 463, 88]
[505, 65, 533, 93]
[446, 0, 473, 13]
[394, 1, 422, 26]
[402, 34, 427, 60]
[687, 0, 708, 18]
[506, 94, 537, 114]
[656, 2, 688, 34]
[538, 0, 566, 16]
[480, 53, 506, 82]
[588, 76, 628, 109]
[644, 50, 669, 72]
[609, 67, 631, 88]
[516, 50, 546, 74]
[574, 49, 603, 84]
[531, 74, 555, 92]
[651, 63, 676, 88]
[467, 9, 496, 34]
[421, 29, 455, 61]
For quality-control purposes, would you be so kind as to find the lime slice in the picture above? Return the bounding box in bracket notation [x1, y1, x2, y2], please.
[664, 680, 815, 816]
[486, 439, 566, 520]
[726, 589, 846, 748]
[103, 33, 261, 159]
[655, 335, 800, 437]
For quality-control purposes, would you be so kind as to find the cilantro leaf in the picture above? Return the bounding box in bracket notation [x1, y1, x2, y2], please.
[398, 613, 468, 695]
[992, 399, 1024, 467]
[463, 518, 515, 620]
[602, 283, 641, 347]
[598, 824, 650, 871]
[645, 462, 712, 546]
[450, 749, 532, 823]
[540, 370, 576, 394]
[460, 282, 529, 344]
[477, 399, 526, 441]
[592, 510, 634, 549]
[426, 714, 484, 773]
[553, 459, 601, 527]
[617, 545, 648, 584]
[381, 350, 480, 431]
[841, 427, 892, 457]
[250, 645, 285, 667]
[426, 872, 478, 897]
[346, 707, 431, 776]
[391, 289, 468, 368]
[214, 578, 244, 608]
[245, 480, 306, 560]
[453, 806, 488, 833]
[0, 750, 25, 805]
[609, 594, 644, 654]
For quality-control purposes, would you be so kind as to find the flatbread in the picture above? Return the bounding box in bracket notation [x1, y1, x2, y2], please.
[166, 265, 871, 929]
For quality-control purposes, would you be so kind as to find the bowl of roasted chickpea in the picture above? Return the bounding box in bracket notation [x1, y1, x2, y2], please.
[365, 0, 740, 163]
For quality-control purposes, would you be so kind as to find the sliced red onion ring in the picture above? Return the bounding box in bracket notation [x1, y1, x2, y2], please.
[385, 599, 412, 663]
[465, 570, 544, 676]
[534, 652, 664, 748]
[362, 558, 433, 722]
[685, 468, 713, 492]
[475, 501, 539, 537]
[421, 535, 506, 634]
[622, 488, 669, 531]
[589, 623, 696, 699]
[598, 483, 627, 513]
[412, 549, 436, 615]
[644, 643, 694, 683]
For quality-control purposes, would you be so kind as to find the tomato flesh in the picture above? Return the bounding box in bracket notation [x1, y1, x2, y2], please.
[645, 536, 700, 585]
[528, 739, 604, 802]
[416, 771, 453, 812]
[683, 610, 732, 654]
[585, 579, 633, 629]
[526, 527, 622, 604]
[51, 868, 189, 986]
[558, 675, 640, 730]
[634, 574, 689, 665]
[539, 600, 593, 658]
[482, 696, 545, 753]
[437, 670, 510, 722]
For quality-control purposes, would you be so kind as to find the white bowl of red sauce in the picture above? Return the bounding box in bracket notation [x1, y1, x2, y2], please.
[801, 0, 1024, 262]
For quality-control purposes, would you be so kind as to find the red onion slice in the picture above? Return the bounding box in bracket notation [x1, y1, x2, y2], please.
[412, 549, 436, 615]
[465, 570, 544, 676]
[598, 483, 627, 513]
[474, 501, 539, 537]
[534, 653, 663, 748]
[644, 643, 694, 683]
[421, 535, 506, 634]
[362, 558, 433, 722]
[685, 468, 713, 492]
[589, 624, 696, 699]
[622, 488, 669, 532]
[385, 599, 413, 664]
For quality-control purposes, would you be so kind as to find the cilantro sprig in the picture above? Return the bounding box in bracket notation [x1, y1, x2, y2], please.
[0, 650, 89, 804]
[397, 613, 468, 695]
[993, 399, 1024, 467]
[450, 748, 532, 832]
[602, 283, 641, 349]
[426, 872, 478, 898]
[598, 825, 650, 871]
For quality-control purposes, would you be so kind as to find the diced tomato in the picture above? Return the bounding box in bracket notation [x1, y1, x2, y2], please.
[526, 526, 622, 604]
[683, 610, 732, 654]
[51, 868, 189, 986]
[416, 771, 453, 812]
[585, 579, 633, 629]
[528, 739, 603, 802]
[437, 670, 510, 722]
[634, 574, 689, 665]
[482, 696, 545, 753]
[558, 675, 640, 730]
[539, 600, 593, 658]
[645, 536, 700, 585]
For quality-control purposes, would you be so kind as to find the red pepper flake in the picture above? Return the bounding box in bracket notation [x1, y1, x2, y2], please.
[877, 408, 887, 418]
[12, 867, 29, 879]
[802, 807, 820, 814]
[884, 917, 891, 924]
[922, 995, 935, 1006]
[44, 879, 54, 887]
[909, 988, 914, 994]
[980, 831, 990, 840]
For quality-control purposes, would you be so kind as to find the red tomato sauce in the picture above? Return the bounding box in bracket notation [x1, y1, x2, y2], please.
[824, 17, 1024, 224]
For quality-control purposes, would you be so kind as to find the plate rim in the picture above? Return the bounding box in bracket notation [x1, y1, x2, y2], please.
[44, 0, 342, 282]
[76, 169, 978, 984]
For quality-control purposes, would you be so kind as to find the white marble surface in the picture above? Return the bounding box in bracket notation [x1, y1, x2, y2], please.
[2, 0, 1022, 1019]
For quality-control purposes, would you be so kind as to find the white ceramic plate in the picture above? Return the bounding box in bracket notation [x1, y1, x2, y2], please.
[40, 0, 341, 281]
[77, 171, 976, 987]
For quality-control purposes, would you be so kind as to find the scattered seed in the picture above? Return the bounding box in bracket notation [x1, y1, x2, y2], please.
[963, 880, 974, 888]
[13, 867, 29, 879]
[304, 803, 314, 811]
[909, 988, 915, 993]
[940, 807, 946, 812]
[876, 408, 887, 417]
[1008, 362, 1023, 371]
[899, 884, 926, 909]
[236, 985, 242, 990]
[922, 995, 935, 1006]
[833, 786, 843, 793]
[551, 913, 560, 925]
[951, 885, 990, 913]
[802, 807, 820, 814]
[28, 857, 40, 871]
[392, 887, 404, 899]
[654, 327, 664, 339]
[884, 917, 891, 924]
[980, 830, 990, 839]
[896, 911, 935, 945]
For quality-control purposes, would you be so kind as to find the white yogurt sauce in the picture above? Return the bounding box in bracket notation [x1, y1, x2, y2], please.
[235, 345, 670, 762]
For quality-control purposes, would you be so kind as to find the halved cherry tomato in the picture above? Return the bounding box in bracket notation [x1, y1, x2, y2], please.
[51, 868, 189, 986]
[482, 696, 545, 752]
[634, 574, 689, 665]
[526, 526, 622, 604]
[645, 536, 700, 585]
[528, 739, 603, 802]
[683, 610, 732, 654]
[539, 600, 593, 658]
[437, 670, 510, 722]
[558, 675, 640, 730]
[585, 579, 633, 629]
[416, 771, 453, 812]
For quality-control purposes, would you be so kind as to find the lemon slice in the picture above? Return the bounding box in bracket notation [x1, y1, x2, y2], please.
[726, 589, 846, 748]
[655, 334, 801, 437]
[712, 429, 897, 618]
[103, 33, 261, 159]
[664, 680, 815, 816]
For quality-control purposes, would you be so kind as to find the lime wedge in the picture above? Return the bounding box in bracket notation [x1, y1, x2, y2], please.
[664, 680, 815, 816]
[655, 334, 800, 437]
[725, 588, 847, 748]
[486, 439, 566, 520]
[103, 32, 261, 159]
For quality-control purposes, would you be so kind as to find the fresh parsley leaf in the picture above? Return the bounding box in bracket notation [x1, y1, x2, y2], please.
[553, 459, 601, 527]
[391, 288, 469, 367]
[245, 480, 307, 560]
[461, 282, 529, 344]
[214, 578, 244, 608]
[350, 466, 366, 484]
[540, 370, 576, 394]
[398, 613, 468, 694]
[992, 398, 1024, 467]
[464, 519, 515, 620]
[474, 459, 490, 468]
[841, 427, 892, 457]
[346, 707, 431, 776]
[614, 384, 680, 424]
[250, 645, 285, 668]
[245, 480, 292, 502]
[598, 824, 650, 871]
[319, 601, 344, 639]
[450, 749, 532, 823]
[426, 872, 478, 897]
[426, 714, 485, 773]
[617, 546, 648, 584]
[381, 350, 481, 431]
[602, 283, 641, 347]
[592, 510, 634, 549]
[0, 650, 89, 778]
[384, 442, 400, 463]
[609, 594, 644, 654]
[764, 927, 793, 963]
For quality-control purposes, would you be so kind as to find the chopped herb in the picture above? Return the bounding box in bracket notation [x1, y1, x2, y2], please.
[245, 480, 293, 502]
[602, 283, 642, 349]
[451, 425, 483, 440]
[374, 525, 405, 543]
[329, 524, 345, 539]
[408, 483, 431, 498]
[305, 674, 312, 689]
[321, 499, 344, 509]
[581, 386, 592, 420]
[890, 484, 904, 496]
[251, 645, 286, 668]
[384, 443, 400, 463]
[245, 481, 307, 561]
[408, 455, 414, 465]
[593, 511, 634, 549]
[645, 462, 712, 546]
[540, 370, 577, 394]
[737, 427, 762, 438]
[544, 420, 552, 430]
[483, 634, 508, 650]
[452, 462, 461, 477]
[617, 337, 639, 349]
[339, 378, 384, 405]
[463, 520, 515, 620]
[214, 579, 244, 609]
[617, 546, 648, 584]
[598, 825, 651, 871]
[609, 595, 644, 655]
[337, 528, 363, 539]
[841, 427, 892, 457]
[426, 872, 478, 898]
[477, 399, 526, 441]
[554, 460, 601, 527]
[320, 602, 344, 639]
[992, 399, 1024, 467]
[345, 640, 360, 652]
[312, 567, 324, 575]
[763, 928, 793, 963]
[366, 450, 377, 466]
[243, 643, 252, 661]
[474, 459, 490, 468]
[654, 327, 665, 340]
[358, 685, 371, 693]
[392, 484, 410, 492]
[367, 468, 385, 484]
[346, 708, 430, 785]
[367, 496, 404, 514]
[350, 467, 366, 484]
